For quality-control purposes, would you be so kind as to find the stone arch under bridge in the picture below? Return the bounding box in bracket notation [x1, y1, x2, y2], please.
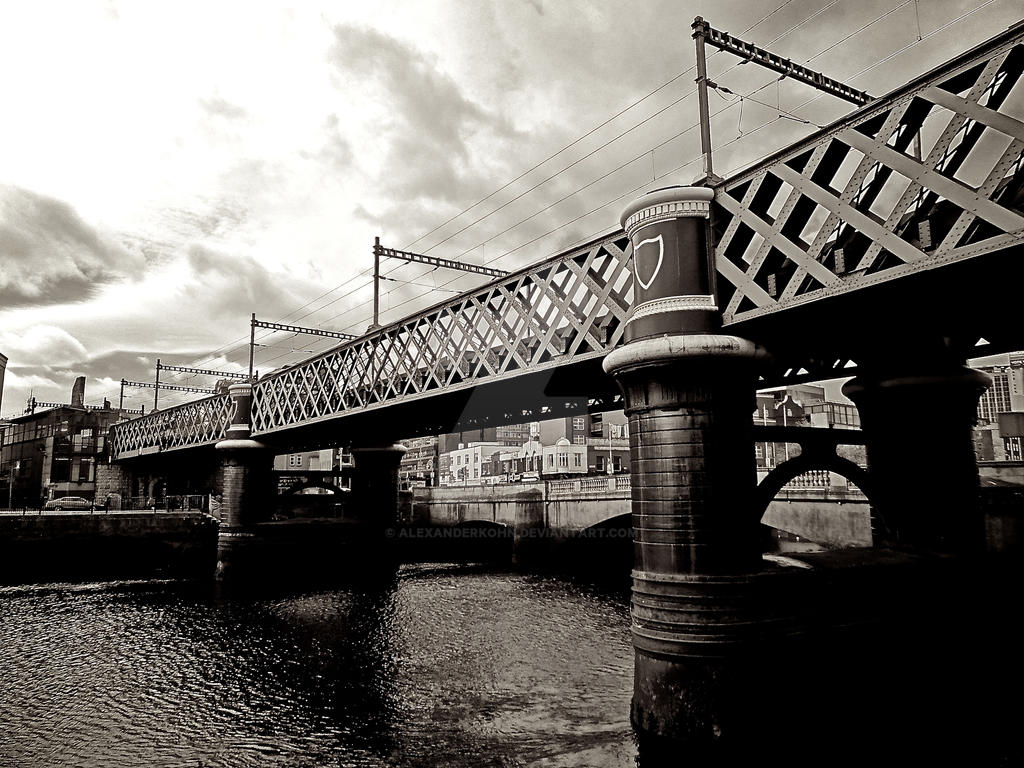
[751, 425, 886, 543]
[280, 479, 344, 496]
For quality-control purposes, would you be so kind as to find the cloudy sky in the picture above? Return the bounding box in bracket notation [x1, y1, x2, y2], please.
[0, 0, 1019, 415]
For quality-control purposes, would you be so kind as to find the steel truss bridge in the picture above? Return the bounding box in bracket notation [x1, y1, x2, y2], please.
[112, 23, 1024, 461]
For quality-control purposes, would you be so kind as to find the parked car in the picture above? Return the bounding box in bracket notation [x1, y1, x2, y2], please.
[43, 496, 92, 511]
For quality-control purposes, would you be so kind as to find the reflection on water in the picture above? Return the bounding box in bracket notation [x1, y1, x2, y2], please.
[0, 566, 636, 767]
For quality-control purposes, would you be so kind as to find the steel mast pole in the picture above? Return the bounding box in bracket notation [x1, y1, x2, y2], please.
[372, 237, 381, 330]
[154, 359, 160, 411]
[119, 379, 125, 410]
[248, 312, 256, 380]
[693, 16, 715, 181]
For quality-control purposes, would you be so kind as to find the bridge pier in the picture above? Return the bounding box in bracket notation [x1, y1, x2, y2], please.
[350, 444, 407, 533]
[214, 383, 273, 580]
[605, 187, 777, 744]
[512, 488, 546, 563]
[843, 360, 991, 551]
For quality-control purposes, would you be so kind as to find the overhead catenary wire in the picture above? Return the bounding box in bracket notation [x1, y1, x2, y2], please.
[401, 0, 802, 253]
[146, 0, 1002, 405]
[191, 0, 855, 376]
[312, 0, 998, 338]
[228, 0, 991, 382]
[415, 0, 846, 258]
[102, 0, 904, 406]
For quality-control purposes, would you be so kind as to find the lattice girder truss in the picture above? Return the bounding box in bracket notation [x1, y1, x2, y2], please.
[109, 234, 632, 459]
[110, 394, 235, 458]
[713, 28, 1024, 326]
[250, 235, 633, 435]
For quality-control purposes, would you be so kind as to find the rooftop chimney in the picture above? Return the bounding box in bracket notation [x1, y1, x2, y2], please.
[71, 376, 86, 407]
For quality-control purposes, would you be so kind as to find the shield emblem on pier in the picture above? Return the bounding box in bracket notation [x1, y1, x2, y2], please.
[634, 234, 664, 291]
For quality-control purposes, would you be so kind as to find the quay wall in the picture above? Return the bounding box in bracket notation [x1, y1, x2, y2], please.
[0, 512, 218, 583]
[763, 490, 873, 547]
[413, 479, 632, 535]
[413, 481, 872, 547]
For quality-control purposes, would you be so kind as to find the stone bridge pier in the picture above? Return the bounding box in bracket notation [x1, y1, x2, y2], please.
[843, 352, 991, 552]
[212, 385, 410, 580]
[604, 187, 1007, 750]
[350, 444, 408, 532]
[604, 186, 777, 744]
[215, 382, 274, 579]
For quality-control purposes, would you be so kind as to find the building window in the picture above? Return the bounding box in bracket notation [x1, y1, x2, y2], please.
[573, 436, 585, 445]
[51, 457, 71, 483]
[73, 457, 95, 482]
[573, 454, 581, 467]
[572, 416, 585, 431]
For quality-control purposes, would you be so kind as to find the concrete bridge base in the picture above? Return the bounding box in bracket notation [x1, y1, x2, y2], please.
[212, 440, 409, 582]
[632, 548, 1024, 763]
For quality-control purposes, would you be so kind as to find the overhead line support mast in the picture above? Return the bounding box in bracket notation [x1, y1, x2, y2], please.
[370, 237, 511, 329]
[690, 16, 874, 181]
[120, 378, 216, 411]
[248, 314, 358, 379]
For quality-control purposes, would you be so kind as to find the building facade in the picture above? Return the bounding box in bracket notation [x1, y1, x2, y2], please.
[972, 354, 1024, 461]
[976, 355, 1024, 423]
[541, 437, 587, 476]
[273, 449, 337, 472]
[0, 404, 126, 507]
[443, 442, 503, 485]
[0, 352, 7, 416]
[399, 436, 439, 486]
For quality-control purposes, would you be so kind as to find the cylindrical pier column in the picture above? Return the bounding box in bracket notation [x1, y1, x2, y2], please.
[215, 383, 273, 579]
[350, 444, 408, 531]
[604, 186, 773, 743]
[844, 362, 990, 551]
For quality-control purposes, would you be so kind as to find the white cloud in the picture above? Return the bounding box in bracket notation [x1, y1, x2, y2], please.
[0, 326, 88, 368]
[0, 0, 1019, 414]
[0, 186, 145, 306]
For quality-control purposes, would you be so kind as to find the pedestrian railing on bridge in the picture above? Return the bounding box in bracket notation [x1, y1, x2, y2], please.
[547, 475, 631, 497]
[115, 495, 212, 513]
[0, 494, 212, 515]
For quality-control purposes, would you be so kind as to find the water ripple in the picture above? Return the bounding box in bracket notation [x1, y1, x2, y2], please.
[1, 565, 634, 767]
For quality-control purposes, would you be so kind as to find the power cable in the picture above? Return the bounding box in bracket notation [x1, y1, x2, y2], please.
[401, 0, 803, 252]
[148, 0, 1003, 399]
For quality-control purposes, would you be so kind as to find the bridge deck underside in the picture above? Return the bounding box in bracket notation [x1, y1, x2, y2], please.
[112, 25, 1024, 461]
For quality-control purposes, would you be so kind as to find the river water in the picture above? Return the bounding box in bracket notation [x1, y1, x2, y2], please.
[0, 565, 637, 767]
